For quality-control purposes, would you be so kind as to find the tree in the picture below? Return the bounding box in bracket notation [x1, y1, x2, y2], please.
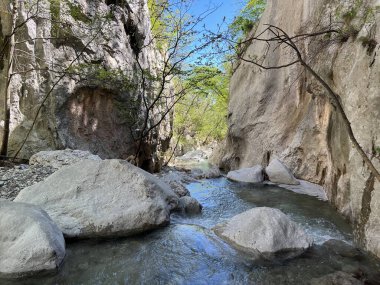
[126, 0, 220, 169]
[1, 0, 220, 172]
[0, 0, 18, 157]
[172, 65, 229, 152]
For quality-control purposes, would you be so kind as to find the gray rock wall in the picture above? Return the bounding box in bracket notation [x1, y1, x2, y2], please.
[223, 0, 380, 257]
[0, 0, 172, 171]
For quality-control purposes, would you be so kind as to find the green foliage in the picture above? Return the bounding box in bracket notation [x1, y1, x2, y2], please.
[50, 0, 61, 37]
[229, 0, 266, 41]
[342, 8, 358, 23]
[68, 63, 136, 92]
[67, 1, 91, 24]
[375, 147, 380, 156]
[147, 0, 169, 51]
[173, 66, 229, 146]
[49, 0, 92, 38]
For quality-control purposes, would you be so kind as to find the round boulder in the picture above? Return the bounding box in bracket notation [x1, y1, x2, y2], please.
[0, 201, 65, 278]
[29, 149, 101, 169]
[15, 159, 179, 239]
[178, 196, 203, 215]
[265, 158, 300, 185]
[213, 207, 312, 260]
[227, 165, 264, 183]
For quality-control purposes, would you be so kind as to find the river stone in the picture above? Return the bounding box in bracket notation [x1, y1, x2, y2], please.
[0, 201, 65, 278]
[227, 165, 264, 183]
[213, 207, 313, 260]
[176, 150, 208, 162]
[158, 171, 191, 197]
[266, 159, 300, 185]
[190, 165, 222, 179]
[29, 149, 102, 169]
[178, 196, 202, 215]
[15, 159, 179, 239]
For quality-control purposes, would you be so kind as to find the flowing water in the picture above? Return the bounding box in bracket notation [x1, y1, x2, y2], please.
[3, 178, 380, 284]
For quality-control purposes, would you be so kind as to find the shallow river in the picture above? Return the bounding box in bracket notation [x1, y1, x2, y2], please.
[3, 178, 380, 284]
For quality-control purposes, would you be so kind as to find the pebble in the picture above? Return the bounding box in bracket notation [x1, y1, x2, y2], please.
[0, 164, 56, 200]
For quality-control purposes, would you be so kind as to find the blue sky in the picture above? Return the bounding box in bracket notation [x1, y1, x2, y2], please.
[189, 0, 245, 33]
[181, 0, 246, 66]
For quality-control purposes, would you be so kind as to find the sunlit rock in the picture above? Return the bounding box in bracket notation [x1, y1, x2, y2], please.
[0, 201, 65, 278]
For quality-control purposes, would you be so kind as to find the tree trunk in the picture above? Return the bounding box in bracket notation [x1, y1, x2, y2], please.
[0, 0, 18, 158]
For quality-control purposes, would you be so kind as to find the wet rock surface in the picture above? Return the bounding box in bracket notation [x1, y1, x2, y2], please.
[213, 207, 313, 260]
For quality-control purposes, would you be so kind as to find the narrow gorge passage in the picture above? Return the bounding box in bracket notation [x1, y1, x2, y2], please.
[1, 0, 379, 283]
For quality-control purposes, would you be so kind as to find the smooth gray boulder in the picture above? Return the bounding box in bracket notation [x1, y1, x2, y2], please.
[190, 165, 222, 179]
[227, 165, 264, 183]
[213, 207, 313, 260]
[178, 196, 202, 215]
[0, 201, 65, 278]
[265, 158, 300, 185]
[158, 171, 191, 197]
[176, 149, 208, 162]
[29, 149, 101, 169]
[15, 159, 179, 239]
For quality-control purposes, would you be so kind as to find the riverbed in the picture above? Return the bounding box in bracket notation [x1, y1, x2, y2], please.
[3, 177, 380, 284]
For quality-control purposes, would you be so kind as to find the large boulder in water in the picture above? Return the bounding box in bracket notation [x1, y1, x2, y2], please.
[265, 158, 300, 185]
[213, 207, 312, 260]
[227, 165, 264, 183]
[0, 201, 65, 278]
[15, 159, 179, 239]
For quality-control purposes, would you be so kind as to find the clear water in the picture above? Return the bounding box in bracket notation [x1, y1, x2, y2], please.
[2, 178, 380, 284]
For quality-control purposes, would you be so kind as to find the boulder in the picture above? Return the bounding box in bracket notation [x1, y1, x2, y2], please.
[0, 201, 65, 278]
[227, 165, 264, 183]
[29, 149, 101, 169]
[158, 170, 191, 197]
[213, 207, 313, 260]
[309, 271, 363, 285]
[176, 150, 208, 162]
[178, 196, 202, 215]
[190, 165, 222, 179]
[15, 159, 179, 239]
[265, 158, 300, 185]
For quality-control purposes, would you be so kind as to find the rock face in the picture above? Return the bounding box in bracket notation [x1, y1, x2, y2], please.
[15, 159, 179, 238]
[0, 0, 172, 171]
[222, 0, 380, 256]
[0, 200, 65, 278]
[227, 165, 264, 183]
[213, 207, 313, 260]
[266, 158, 299, 185]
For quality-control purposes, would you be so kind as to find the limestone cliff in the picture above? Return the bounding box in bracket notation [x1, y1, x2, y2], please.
[223, 0, 380, 256]
[0, 0, 172, 171]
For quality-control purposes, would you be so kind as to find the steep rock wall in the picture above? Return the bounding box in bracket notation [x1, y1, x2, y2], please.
[223, 0, 380, 256]
[0, 0, 172, 171]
